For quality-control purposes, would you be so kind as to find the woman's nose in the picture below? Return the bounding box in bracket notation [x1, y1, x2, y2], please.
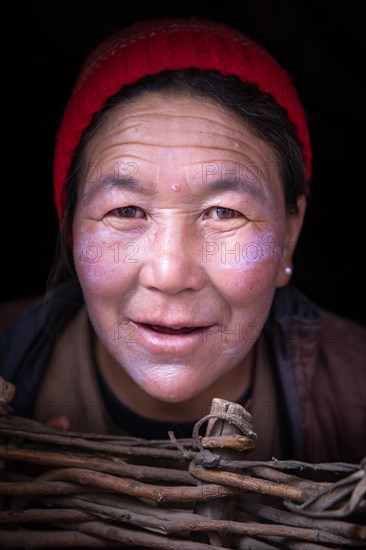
[139, 229, 205, 295]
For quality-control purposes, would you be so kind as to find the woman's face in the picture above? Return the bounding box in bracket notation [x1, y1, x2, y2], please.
[73, 93, 304, 406]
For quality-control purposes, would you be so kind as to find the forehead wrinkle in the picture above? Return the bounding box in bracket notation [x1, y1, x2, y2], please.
[104, 151, 159, 163]
[93, 130, 276, 171]
[99, 143, 250, 151]
[103, 103, 259, 142]
[108, 103, 238, 124]
[91, 101, 275, 165]
[94, 142, 273, 162]
[125, 114, 241, 136]
[109, 116, 253, 145]
[87, 132, 274, 165]
[96, 151, 161, 168]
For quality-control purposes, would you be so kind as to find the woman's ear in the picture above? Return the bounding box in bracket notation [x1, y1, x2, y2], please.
[276, 194, 307, 288]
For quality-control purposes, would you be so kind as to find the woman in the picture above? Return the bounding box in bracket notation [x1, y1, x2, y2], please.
[1, 17, 365, 464]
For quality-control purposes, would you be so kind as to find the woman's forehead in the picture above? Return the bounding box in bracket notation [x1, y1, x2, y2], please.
[78, 93, 284, 211]
[84, 92, 278, 175]
[78, 93, 284, 208]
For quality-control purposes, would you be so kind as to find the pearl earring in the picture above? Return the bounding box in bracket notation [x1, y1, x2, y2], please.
[285, 266, 293, 276]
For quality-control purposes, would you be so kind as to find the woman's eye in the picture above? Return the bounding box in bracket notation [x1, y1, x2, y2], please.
[111, 206, 145, 219]
[209, 207, 242, 220]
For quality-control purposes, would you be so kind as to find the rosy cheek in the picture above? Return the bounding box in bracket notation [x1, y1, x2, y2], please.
[73, 227, 141, 294]
[203, 230, 284, 296]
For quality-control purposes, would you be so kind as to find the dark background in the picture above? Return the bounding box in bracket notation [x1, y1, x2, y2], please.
[3, 0, 365, 326]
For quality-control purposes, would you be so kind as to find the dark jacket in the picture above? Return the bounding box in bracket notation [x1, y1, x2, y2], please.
[1, 278, 365, 464]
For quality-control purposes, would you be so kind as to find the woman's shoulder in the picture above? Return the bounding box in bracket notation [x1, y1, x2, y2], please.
[272, 285, 365, 463]
[0, 295, 42, 332]
[318, 305, 366, 344]
[0, 278, 85, 416]
[0, 278, 84, 369]
[0, 278, 84, 333]
[271, 283, 365, 364]
[316, 305, 366, 373]
[273, 284, 365, 332]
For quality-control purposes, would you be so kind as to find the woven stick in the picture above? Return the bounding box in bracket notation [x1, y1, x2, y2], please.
[0, 529, 121, 548]
[192, 398, 256, 547]
[238, 500, 366, 540]
[0, 446, 194, 484]
[41, 495, 365, 545]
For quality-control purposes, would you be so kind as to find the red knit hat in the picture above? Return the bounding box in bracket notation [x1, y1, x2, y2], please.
[53, 17, 312, 221]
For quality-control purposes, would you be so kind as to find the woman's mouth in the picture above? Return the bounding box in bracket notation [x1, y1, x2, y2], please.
[130, 320, 218, 354]
[144, 323, 202, 335]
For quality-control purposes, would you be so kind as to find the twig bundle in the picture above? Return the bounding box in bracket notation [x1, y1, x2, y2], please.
[0, 378, 365, 549]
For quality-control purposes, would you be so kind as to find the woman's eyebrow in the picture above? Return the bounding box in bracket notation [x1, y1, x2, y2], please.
[210, 178, 268, 204]
[80, 175, 150, 206]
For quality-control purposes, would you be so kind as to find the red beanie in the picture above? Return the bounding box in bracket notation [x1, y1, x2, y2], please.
[53, 17, 312, 221]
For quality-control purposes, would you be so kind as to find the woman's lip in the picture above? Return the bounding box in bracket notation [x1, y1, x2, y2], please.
[130, 320, 218, 353]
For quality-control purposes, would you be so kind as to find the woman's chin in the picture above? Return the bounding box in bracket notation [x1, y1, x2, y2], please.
[137, 374, 208, 405]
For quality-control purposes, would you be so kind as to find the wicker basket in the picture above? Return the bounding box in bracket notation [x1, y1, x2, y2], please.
[0, 377, 365, 549]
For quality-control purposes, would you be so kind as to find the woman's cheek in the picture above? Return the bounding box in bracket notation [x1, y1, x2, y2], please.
[73, 227, 142, 295]
[204, 230, 284, 299]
